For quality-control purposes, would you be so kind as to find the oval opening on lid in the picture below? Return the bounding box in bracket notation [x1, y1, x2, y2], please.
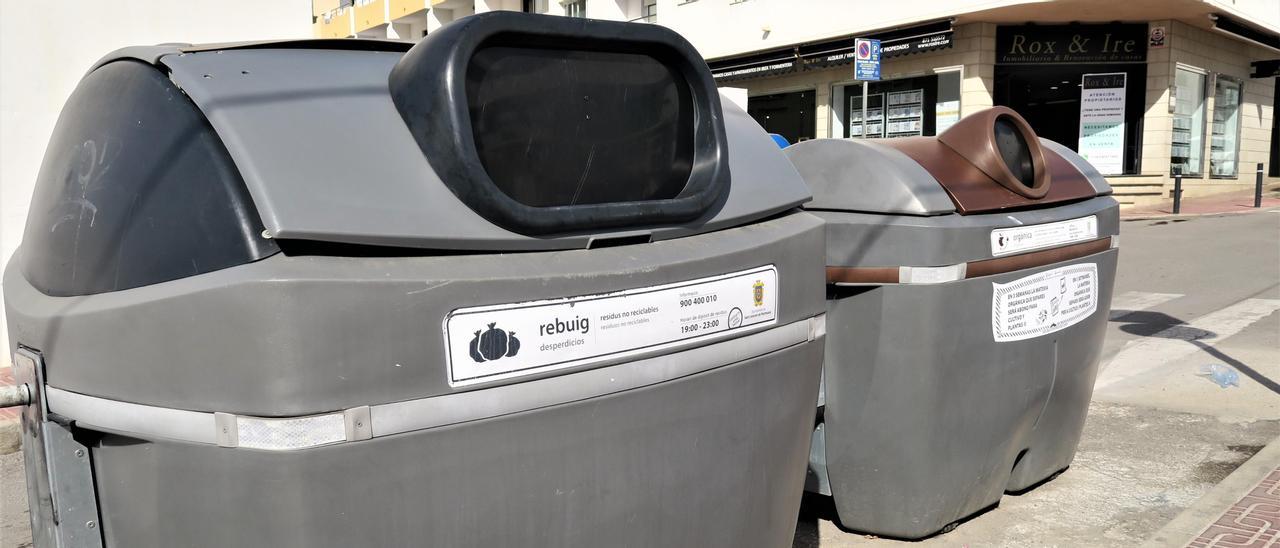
[934, 106, 1051, 200]
[466, 44, 695, 207]
[388, 12, 731, 235]
[993, 115, 1034, 189]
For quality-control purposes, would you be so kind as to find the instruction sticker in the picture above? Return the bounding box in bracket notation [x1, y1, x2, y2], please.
[992, 263, 1098, 342]
[444, 266, 779, 387]
[990, 216, 1098, 256]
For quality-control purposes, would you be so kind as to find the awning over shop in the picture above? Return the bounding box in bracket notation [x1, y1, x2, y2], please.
[1212, 13, 1280, 53]
[709, 47, 800, 82]
[800, 20, 953, 69]
[708, 20, 953, 83]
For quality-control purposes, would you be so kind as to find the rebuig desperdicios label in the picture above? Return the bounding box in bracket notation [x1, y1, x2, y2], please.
[992, 263, 1098, 342]
[443, 265, 779, 386]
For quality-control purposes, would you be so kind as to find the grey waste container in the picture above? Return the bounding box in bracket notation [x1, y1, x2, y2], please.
[787, 107, 1118, 539]
[4, 13, 827, 548]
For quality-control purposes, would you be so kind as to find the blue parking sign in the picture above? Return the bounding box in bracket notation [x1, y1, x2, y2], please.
[855, 38, 881, 81]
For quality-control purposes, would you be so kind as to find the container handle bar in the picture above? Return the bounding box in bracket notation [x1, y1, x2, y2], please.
[0, 384, 30, 408]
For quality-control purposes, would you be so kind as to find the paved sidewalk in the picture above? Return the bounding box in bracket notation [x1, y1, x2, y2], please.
[792, 403, 1280, 548]
[1122, 186, 1280, 219]
[0, 367, 18, 456]
[1143, 434, 1280, 548]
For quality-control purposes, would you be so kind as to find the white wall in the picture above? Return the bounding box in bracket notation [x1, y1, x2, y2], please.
[478, 0, 524, 13]
[657, 0, 1033, 59]
[587, 0, 639, 21]
[0, 0, 312, 366]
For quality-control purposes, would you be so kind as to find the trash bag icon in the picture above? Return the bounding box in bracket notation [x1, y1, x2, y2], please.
[470, 323, 520, 362]
[469, 331, 485, 363]
[505, 332, 520, 357]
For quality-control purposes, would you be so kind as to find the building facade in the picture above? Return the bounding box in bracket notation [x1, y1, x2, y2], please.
[313, 0, 1280, 207]
[313, 0, 656, 39]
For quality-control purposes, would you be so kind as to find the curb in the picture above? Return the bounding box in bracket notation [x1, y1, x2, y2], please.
[1121, 206, 1280, 222]
[1141, 433, 1280, 547]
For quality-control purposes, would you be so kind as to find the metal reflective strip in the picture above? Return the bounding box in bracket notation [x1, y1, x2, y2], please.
[370, 317, 816, 438]
[899, 264, 966, 284]
[46, 388, 217, 445]
[828, 236, 1114, 285]
[42, 315, 822, 449]
[964, 237, 1112, 278]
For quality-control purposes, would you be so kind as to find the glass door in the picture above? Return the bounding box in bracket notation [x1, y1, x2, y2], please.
[1171, 67, 1207, 176]
[1210, 77, 1242, 178]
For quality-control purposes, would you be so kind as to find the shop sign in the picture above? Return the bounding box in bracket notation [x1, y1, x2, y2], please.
[801, 29, 953, 70]
[881, 31, 953, 58]
[716, 22, 953, 81]
[996, 24, 1147, 64]
[1078, 73, 1127, 175]
[711, 58, 797, 82]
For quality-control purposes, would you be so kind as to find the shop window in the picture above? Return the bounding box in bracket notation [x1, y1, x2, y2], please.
[1210, 77, 1242, 178]
[994, 63, 1146, 175]
[935, 70, 961, 133]
[848, 88, 885, 138]
[564, 0, 585, 18]
[1171, 67, 1207, 176]
[641, 0, 657, 22]
[842, 75, 938, 139]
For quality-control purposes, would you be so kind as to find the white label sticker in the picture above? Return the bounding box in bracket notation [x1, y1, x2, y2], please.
[992, 263, 1098, 342]
[444, 266, 779, 386]
[990, 216, 1099, 256]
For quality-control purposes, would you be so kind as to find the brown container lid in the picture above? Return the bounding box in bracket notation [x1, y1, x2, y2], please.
[880, 107, 1098, 214]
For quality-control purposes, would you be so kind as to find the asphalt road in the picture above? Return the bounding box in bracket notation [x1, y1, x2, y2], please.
[2, 208, 1277, 548]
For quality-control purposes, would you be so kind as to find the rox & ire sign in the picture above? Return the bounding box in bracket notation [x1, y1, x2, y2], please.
[997, 24, 1147, 64]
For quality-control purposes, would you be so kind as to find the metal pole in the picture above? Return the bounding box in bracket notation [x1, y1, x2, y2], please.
[1255, 163, 1264, 208]
[0, 384, 29, 409]
[861, 81, 868, 139]
[1173, 170, 1183, 214]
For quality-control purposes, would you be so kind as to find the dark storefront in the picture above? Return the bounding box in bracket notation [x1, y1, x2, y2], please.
[1272, 76, 1279, 177]
[994, 23, 1148, 175]
[837, 72, 962, 139]
[844, 76, 938, 138]
[1250, 56, 1280, 176]
[747, 90, 816, 144]
[715, 20, 955, 145]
